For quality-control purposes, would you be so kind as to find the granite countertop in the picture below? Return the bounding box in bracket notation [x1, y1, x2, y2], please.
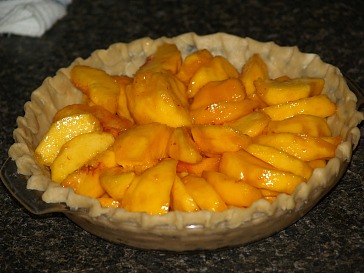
[1, 0, 363, 272]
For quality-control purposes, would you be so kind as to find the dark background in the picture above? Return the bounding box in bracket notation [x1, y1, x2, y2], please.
[1, 0, 363, 272]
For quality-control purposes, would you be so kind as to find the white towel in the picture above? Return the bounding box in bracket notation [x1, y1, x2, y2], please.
[0, 0, 72, 37]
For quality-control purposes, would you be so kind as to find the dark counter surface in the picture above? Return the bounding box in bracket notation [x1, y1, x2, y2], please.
[1, 0, 363, 272]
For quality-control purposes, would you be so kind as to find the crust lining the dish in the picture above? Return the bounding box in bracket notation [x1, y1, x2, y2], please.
[8, 32, 363, 230]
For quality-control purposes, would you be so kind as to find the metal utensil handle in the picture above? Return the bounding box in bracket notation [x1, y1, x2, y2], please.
[0, 158, 68, 215]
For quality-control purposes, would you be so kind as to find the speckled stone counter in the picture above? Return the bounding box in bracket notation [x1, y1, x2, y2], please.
[1, 0, 363, 272]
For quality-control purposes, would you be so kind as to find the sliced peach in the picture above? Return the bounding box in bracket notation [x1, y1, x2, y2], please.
[53, 104, 133, 138]
[121, 159, 177, 215]
[190, 99, 259, 125]
[171, 176, 199, 212]
[176, 156, 221, 176]
[176, 49, 213, 84]
[126, 71, 191, 127]
[71, 65, 120, 114]
[99, 166, 135, 200]
[219, 150, 304, 194]
[254, 78, 312, 105]
[253, 133, 337, 161]
[219, 149, 274, 180]
[190, 78, 246, 110]
[239, 54, 269, 96]
[191, 125, 252, 155]
[167, 127, 202, 164]
[113, 122, 173, 167]
[227, 111, 271, 137]
[187, 56, 239, 98]
[182, 174, 227, 212]
[35, 113, 102, 166]
[202, 171, 262, 207]
[61, 167, 105, 198]
[51, 132, 115, 183]
[113, 75, 134, 122]
[261, 94, 336, 121]
[98, 197, 120, 208]
[245, 143, 313, 180]
[265, 114, 332, 137]
[137, 43, 182, 75]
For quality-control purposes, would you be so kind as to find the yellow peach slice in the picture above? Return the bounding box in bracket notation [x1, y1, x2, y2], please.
[219, 150, 304, 194]
[71, 65, 120, 114]
[254, 78, 312, 105]
[51, 132, 115, 183]
[239, 53, 269, 96]
[227, 111, 271, 137]
[171, 176, 199, 212]
[137, 43, 182, 75]
[191, 125, 252, 155]
[265, 114, 332, 137]
[176, 49, 213, 84]
[190, 78, 246, 110]
[99, 166, 135, 200]
[167, 127, 202, 164]
[190, 99, 259, 125]
[182, 174, 227, 212]
[245, 144, 313, 180]
[35, 113, 102, 166]
[176, 156, 221, 176]
[261, 94, 336, 121]
[113, 122, 173, 167]
[253, 133, 337, 161]
[202, 171, 262, 207]
[187, 56, 239, 98]
[122, 159, 177, 215]
[61, 167, 105, 198]
[126, 71, 191, 127]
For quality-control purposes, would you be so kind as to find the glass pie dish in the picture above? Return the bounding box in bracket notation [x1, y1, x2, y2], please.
[1, 32, 363, 251]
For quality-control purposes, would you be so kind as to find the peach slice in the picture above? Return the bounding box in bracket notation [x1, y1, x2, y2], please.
[71, 65, 120, 114]
[254, 78, 312, 105]
[190, 99, 259, 125]
[176, 156, 221, 176]
[171, 176, 199, 212]
[245, 143, 313, 180]
[137, 43, 182, 75]
[113, 75, 134, 122]
[99, 166, 135, 200]
[202, 171, 262, 207]
[187, 56, 239, 98]
[61, 167, 105, 198]
[253, 133, 338, 161]
[176, 49, 213, 84]
[167, 127, 202, 164]
[113, 122, 173, 167]
[227, 111, 271, 137]
[190, 78, 246, 110]
[261, 94, 336, 121]
[35, 113, 102, 166]
[126, 71, 191, 127]
[121, 159, 177, 215]
[182, 174, 227, 212]
[219, 150, 304, 194]
[239, 54, 269, 96]
[191, 125, 252, 155]
[265, 114, 332, 137]
[51, 132, 115, 183]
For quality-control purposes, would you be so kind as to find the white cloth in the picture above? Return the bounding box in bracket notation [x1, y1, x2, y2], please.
[0, 0, 72, 37]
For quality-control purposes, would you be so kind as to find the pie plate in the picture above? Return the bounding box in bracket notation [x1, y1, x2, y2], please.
[1, 33, 363, 251]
